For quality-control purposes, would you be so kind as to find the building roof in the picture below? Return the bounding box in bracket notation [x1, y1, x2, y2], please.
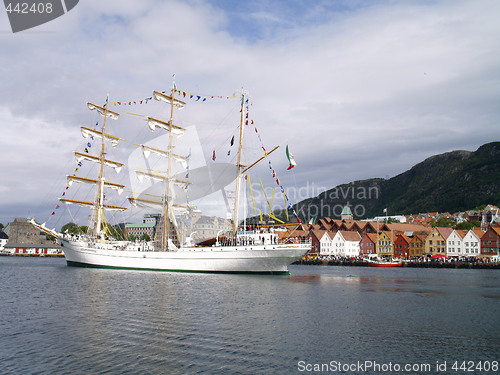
[436, 227, 454, 239]
[472, 228, 485, 238]
[317, 218, 332, 230]
[484, 204, 499, 212]
[341, 205, 353, 216]
[310, 229, 327, 240]
[412, 234, 428, 242]
[383, 222, 429, 232]
[362, 233, 378, 244]
[0, 231, 8, 239]
[396, 234, 412, 244]
[339, 230, 361, 242]
[455, 229, 469, 239]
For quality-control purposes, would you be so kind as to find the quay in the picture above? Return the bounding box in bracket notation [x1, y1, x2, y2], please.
[0, 253, 64, 258]
[296, 258, 500, 269]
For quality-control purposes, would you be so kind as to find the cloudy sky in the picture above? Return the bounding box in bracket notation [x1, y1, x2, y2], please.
[0, 0, 499, 228]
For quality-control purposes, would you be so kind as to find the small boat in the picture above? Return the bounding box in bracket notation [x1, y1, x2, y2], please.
[364, 258, 403, 267]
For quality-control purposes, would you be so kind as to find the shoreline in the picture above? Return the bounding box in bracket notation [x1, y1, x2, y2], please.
[295, 258, 500, 269]
[0, 253, 64, 258]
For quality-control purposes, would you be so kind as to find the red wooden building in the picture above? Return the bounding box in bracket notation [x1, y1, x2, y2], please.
[481, 225, 500, 257]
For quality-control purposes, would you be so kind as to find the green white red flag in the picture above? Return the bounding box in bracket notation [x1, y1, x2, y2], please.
[286, 145, 296, 170]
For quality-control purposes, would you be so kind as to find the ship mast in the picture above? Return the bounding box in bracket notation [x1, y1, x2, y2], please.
[59, 100, 126, 233]
[162, 83, 177, 250]
[94, 98, 110, 239]
[232, 93, 246, 236]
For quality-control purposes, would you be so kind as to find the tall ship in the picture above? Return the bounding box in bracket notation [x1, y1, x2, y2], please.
[33, 83, 310, 273]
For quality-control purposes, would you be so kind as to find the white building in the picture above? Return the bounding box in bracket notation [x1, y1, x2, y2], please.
[446, 229, 482, 258]
[459, 230, 481, 257]
[319, 231, 334, 256]
[331, 230, 361, 257]
[0, 231, 8, 251]
[446, 230, 464, 257]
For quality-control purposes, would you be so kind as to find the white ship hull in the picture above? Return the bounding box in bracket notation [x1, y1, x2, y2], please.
[60, 238, 310, 274]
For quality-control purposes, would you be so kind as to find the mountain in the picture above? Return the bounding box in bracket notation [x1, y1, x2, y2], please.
[292, 142, 500, 221]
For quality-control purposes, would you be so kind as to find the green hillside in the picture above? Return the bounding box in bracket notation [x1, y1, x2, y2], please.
[292, 142, 500, 221]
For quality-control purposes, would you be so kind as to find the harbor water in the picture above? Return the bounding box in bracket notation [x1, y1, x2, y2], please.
[1, 257, 499, 374]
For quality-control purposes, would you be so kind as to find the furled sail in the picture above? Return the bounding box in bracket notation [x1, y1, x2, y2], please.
[87, 102, 120, 120]
[66, 175, 125, 194]
[128, 197, 163, 210]
[81, 127, 123, 148]
[135, 170, 190, 188]
[128, 197, 189, 212]
[59, 198, 127, 211]
[147, 117, 185, 136]
[153, 91, 186, 109]
[139, 144, 188, 168]
[135, 170, 166, 183]
[74, 152, 123, 173]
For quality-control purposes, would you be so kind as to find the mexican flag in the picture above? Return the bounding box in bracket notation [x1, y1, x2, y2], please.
[286, 145, 297, 170]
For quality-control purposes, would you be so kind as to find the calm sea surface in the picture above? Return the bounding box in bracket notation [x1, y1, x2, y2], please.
[1, 257, 499, 375]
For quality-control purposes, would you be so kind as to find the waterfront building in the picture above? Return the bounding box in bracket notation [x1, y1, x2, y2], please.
[446, 230, 464, 257]
[3, 243, 61, 255]
[4, 217, 52, 245]
[394, 234, 411, 258]
[330, 230, 361, 257]
[424, 227, 451, 256]
[408, 234, 427, 257]
[359, 233, 377, 257]
[0, 231, 8, 251]
[376, 231, 394, 257]
[309, 229, 326, 255]
[318, 231, 334, 256]
[457, 230, 481, 257]
[480, 225, 500, 257]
